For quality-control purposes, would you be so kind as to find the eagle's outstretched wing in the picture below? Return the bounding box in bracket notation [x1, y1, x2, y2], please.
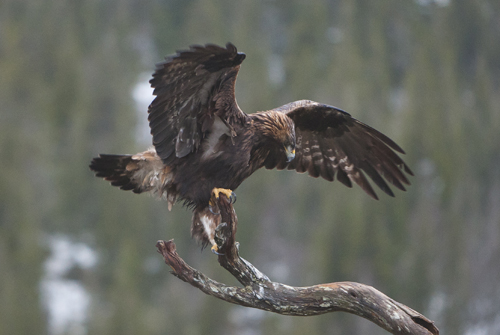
[270, 100, 413, 200]
[148, 43, 247, 164]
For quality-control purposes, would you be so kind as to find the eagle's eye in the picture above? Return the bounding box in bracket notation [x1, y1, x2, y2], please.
[284, 143, 296, 163]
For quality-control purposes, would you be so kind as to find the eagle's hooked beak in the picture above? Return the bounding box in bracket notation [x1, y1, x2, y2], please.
[285, 146, 296, 163]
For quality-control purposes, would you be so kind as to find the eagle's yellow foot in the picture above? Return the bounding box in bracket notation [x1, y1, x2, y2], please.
[211, 243, 224, 255]
[210, 187, 236, 206]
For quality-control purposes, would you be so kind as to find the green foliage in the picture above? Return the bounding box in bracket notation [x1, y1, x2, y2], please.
[1, 0, 499, 334]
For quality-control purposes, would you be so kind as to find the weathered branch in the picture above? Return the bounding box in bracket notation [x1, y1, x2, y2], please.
[156, 195, 439, 335]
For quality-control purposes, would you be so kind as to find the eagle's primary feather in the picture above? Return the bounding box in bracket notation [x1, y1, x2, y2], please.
[90, 43, 413, 248]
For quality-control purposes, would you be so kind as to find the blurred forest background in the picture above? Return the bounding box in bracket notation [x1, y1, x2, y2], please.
[1, 0, 499, 334]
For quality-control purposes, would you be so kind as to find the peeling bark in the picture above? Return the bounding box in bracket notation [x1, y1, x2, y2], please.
[156, 195, 439, 335]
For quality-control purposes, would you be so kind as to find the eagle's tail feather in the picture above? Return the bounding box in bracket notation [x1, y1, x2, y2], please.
[91, 149, 177, 208]
[90, 154, 145, 193]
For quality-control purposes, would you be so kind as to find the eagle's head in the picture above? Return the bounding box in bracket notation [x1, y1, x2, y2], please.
[255, 111, 296, 162]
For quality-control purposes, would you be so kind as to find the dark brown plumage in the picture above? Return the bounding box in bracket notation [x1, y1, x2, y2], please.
[90, 43, 413, 248]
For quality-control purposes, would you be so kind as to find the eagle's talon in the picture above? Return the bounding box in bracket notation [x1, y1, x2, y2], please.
[211, 188, 236, 204]
[211, 244, 224, 255]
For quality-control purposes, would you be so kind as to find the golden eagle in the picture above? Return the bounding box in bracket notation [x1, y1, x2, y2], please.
[90, 43, 413, 251]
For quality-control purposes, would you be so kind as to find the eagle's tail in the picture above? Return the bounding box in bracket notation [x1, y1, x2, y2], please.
[90, 154, 143, 193]
[89, 148, 174, 202]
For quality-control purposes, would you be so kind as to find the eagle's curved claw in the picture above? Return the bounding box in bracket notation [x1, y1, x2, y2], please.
[208, 205, 220, 215]
[211, 244, 224, 255]
[229, 191, 237, 204]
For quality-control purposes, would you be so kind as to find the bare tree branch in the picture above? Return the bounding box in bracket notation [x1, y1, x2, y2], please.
[156, 195, 439, 335]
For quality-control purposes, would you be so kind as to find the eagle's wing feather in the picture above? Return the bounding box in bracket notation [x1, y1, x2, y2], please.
[148, 43, 247, 164]
[272, 100, 413, 199]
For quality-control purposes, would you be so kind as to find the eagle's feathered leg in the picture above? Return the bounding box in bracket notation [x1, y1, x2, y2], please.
[191, 207, 222, 252]
[190, 188, 236, 255]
